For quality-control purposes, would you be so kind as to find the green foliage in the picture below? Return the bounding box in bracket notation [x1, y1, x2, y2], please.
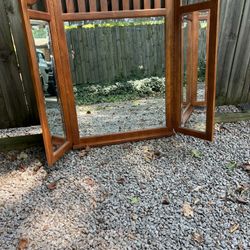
[74, 77, 165, 105]
[191, 149, 203, 159]
[32, 28, 47, 39]
[226, 161, 237, 171]
[65, 19, 164, 30]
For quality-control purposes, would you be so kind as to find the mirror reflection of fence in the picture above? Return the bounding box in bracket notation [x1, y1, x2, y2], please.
[65, 17, 166, 137]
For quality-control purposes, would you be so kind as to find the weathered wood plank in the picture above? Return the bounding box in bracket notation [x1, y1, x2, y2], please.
[144, 0, 151, 9]
[133, 0, 141, 9]
[0, 134, 43, 152]
[66, 0, 75, 12]
[77, 0, 86, 12]
[226, 0, 250, 104]
[100, 0, 108, 11]
[216, 0, 246, 104]
[0, 0, 31, 128]
[111, 0, 119, 11]
[215, 112, 250, 123]
[5, 0, 39, 125]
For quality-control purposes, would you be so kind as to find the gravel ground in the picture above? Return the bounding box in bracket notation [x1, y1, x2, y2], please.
[0, 118, 249, 249]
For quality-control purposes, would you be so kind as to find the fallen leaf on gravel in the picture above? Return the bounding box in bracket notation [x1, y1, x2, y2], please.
[17, 238, 28, 250]
[47, 182, 57, 190]
[238, 242, 244, 250]
[191, 149, 202, 159]
[229, 224, 240, 233]
[182, 202, 194, 218]
[128, 233, 137, 240]
[6, 152, 17, 161]
[154, 150, 161, 157]
[17, 152, 28, 160]
[131, 213, 138, 221]
[241, 163, 250, 172]
[79, 146, 91, 157]
[226, 161, 237, 170]
[162, 195, 170, 205]
[84, 177, 95, 187]
[192, 233, 204, 244]
[117, 177, 125, 185]
[235, 183, 250, 194]
[236, 197, 249, 205]
[18, 164, 26, 172]
[130, 196, 140, 205]
[33, 160, 43, 173]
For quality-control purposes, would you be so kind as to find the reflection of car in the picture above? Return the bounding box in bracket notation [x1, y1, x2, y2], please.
[36, 49, 49, 91]
[36, 50, 57, 96]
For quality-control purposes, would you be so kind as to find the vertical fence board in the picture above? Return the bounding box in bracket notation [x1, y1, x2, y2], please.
[6, 0, 39, 124]
[216, 0, 246, 104]
[0, 0, 39, 129]
[77, 0, 86, 12]
[225, 0, 250, 104]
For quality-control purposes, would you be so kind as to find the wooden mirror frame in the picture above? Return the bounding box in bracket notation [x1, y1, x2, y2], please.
[19, 0, 220, 165]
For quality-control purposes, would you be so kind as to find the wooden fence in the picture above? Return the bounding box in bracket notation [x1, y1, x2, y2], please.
[216, 0, 250, 105]
[0, 0, 39, 129]
[0, 0, 249, 130]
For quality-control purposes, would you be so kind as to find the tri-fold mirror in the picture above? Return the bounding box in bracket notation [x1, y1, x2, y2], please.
[20, 0, 220, 165]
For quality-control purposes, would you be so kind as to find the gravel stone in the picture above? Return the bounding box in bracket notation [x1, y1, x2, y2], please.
[0, 107, 249, 249]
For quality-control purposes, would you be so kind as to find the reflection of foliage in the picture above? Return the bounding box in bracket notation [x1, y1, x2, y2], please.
[32, 28, 47, 39]
[65, 19, 164, 30]
[74, 77, 165, 105]
[198, 58, 206, 82]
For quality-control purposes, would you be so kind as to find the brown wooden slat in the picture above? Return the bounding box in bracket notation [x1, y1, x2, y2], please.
[133, 0, 141, 9]
[66, 0, 75, 12]
[62, 9, 166, 20]
[154, 0, 161, 8]
[89, 0, 97, 12]
[77, 0, 86, 12]
[144, 0, 151, 9]
[111, 0, 119, 11]
[100, 0, 108, 11]
[122, 0, 130, 10]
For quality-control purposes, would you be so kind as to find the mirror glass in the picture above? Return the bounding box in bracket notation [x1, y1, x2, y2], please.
[181, 10, 209, 132]
[64, 17, 166, 137]
[30, 20, 66, 149]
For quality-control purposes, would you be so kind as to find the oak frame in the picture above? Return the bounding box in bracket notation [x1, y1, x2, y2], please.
[20, 0, 220, 165]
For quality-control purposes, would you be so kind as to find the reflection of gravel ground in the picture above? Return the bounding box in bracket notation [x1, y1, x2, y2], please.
[76, 98, 166, 137]
[0, 120, 249, 249]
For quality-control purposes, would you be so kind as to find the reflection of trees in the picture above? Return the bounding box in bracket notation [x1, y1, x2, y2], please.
[66, 16, 164, 28]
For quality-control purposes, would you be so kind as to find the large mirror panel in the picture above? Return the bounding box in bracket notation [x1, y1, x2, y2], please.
[64, 17, 166, 137]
